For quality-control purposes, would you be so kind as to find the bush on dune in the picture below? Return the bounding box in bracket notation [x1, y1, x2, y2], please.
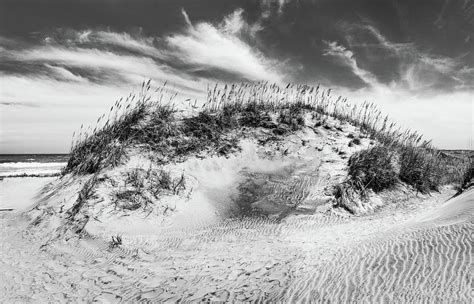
[398, 145, 441, 193]
[460, 159, 474, 189]
[348, 146, 400, 192]
[346, 144, 452, 194]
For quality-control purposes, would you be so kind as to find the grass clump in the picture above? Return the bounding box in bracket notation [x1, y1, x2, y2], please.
[462, 161, 474, 188]
[65, 85, 151, 174]
[277, 108, 305, 131]
[112, 190, 144, 211]
[348, 146, 400, 192]
[112, 167, 186, 213]
[398, 145, 441, 193]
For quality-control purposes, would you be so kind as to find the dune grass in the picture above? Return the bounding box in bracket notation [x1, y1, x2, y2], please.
[112, 166, 186, 212]
[460, 159, 474, 190]
[348, 146, 400, 193]
[64, 81, 469, 199]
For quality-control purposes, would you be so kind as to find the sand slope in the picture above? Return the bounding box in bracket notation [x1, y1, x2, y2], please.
[1, 184, 472, 303]
[1, 121, 471, 302]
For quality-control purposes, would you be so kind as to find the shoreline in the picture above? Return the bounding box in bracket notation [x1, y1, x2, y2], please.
[0, 172, 61, 179]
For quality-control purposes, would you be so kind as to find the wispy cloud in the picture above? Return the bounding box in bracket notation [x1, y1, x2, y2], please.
[181, 8, 194, 29]
[2, 8, 285, 94]
[44, 64, 89, 83]
[8, 45, 203, 92]
[323, 40, 379, 87]
[166, 9, 283, 82]
[0, 8, 289, 152]
[328, 22, 474, 93]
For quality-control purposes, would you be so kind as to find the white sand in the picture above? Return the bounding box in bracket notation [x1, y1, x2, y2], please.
[1, 182, 472, 302]
[1, 186, 471, 302]
[0, 177, 56, 211]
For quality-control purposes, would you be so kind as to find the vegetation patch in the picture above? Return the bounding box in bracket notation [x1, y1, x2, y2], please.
[462, 161, 474, 188]
[64, 82, 319, 175]
[398, 145, 441, 193]
[65, 81, 470, 210]
[111, 167, 186, 213]
[348, 146, 400, 193]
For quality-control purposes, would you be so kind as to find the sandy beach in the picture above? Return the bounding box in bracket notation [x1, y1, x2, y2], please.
[0, 175, 472, 302]
[0, 177, 57, 211]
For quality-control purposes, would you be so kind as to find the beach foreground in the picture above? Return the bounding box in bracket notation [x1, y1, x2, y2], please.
[0, 177, 57, 211]
[0, 175, 472, 302]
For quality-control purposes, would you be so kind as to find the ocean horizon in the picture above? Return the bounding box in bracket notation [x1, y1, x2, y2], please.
[0, 154, 69, 178]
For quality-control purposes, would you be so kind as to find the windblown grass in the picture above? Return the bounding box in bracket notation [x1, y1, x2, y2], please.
[348, 146, 400, 193]
[111, 166, 185, 213]
[65, 81, 469, 198]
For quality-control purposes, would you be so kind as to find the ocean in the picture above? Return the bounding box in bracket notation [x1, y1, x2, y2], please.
[0, 154, 69, 178]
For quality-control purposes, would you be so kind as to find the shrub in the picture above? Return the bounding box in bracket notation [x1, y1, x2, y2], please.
[183, 111, 226, 141]
[156, 170, 173, 191]
[399, 146, 440, 193]
[238, 102, 273, 128]
[277, 109, 305, 131]
[348, 146, 400, 192]
[112, 190, 144, 210]
[126, 168, 145, 189]
[141, 104, 180, 146]
[462, 160, 474, 188]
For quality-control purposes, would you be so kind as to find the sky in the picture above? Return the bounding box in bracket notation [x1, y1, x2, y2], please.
[0, 0, 473, 153]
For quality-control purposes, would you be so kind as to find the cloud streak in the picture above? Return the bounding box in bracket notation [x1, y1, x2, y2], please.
[167, 9, 283, 82]
[323, 40, 379, 87]
[340, 22, 474, 93]
[2, 8, 286, 96]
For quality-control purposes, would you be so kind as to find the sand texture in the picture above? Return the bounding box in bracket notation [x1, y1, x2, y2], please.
[0, 181, 472, 303]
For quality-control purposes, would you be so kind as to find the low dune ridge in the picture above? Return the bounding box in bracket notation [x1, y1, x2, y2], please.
[1, 82, 472, 302]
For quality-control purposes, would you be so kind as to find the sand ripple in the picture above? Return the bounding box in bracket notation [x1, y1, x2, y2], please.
[1, 189, 472, 303]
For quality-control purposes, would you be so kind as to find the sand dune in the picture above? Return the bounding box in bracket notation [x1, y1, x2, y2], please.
[1, 119, 471, 302]
[1, 181, 472, 302]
